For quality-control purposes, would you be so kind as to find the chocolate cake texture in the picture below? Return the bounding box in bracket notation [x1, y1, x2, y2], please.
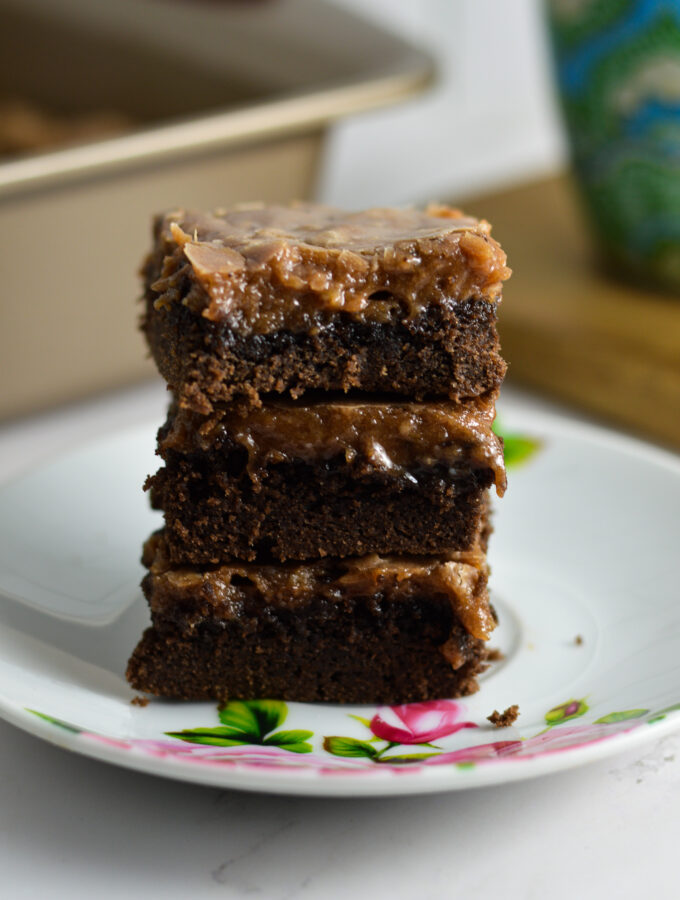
[128, 201, 510, 704]
[147, 398, 504, 564]
[142, 203, 509, 411]
[126, 532, 494, 703]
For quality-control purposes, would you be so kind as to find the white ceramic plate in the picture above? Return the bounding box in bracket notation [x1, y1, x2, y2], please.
[0, 402, 679, 797]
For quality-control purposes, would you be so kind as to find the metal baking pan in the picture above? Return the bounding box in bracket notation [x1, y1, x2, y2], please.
[0, 0, 434, 419]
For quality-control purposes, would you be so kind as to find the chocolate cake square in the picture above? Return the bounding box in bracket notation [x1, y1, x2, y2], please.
[126, 533, 494, 703]
[146, 397, 505, 564]
[142, 203, 510, 412]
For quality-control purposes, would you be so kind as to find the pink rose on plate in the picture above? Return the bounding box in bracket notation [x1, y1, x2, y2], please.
[370, 700, 477, 745]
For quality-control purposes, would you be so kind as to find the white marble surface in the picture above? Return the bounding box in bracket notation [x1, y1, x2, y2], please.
[1, 382, 679, 899]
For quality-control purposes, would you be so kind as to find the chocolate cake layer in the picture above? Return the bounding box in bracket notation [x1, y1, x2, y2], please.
[150, 463, 493, 564]
[126, 534, 494, 703]
[147, 398, 504, 564]
[127, 621, 489, 705]
[159, 396, 506, 489]
[142, 204, 510, 411]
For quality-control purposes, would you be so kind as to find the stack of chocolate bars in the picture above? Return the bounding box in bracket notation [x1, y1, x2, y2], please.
[127, 203, 510, 703]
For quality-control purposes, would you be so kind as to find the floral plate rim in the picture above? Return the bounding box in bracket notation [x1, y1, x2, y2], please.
[3, 697, 680, 796]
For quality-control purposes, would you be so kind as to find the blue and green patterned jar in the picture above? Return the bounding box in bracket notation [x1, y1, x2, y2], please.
[547, 0, 680, 291]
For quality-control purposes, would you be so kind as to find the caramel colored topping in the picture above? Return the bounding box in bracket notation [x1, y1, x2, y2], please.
[339, 554, 494, 641]
[144, 532, 495, 642]
[149, 203, 511, 334]
[160, 396, 506, 495]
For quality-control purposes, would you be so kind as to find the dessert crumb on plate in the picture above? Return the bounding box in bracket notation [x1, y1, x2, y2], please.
[487, 705, 520, 728]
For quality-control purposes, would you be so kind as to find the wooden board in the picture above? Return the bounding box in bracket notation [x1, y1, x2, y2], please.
[465, 175, 680, 448]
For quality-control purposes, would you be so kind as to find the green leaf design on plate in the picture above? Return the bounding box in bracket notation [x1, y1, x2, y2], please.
[493, 420, 542, 468]
[165, 700, 308, 753]
[375, 752, 439, 764]
[165, 727, 249, 747]
[263, 730, 313, 753]
[646, 702, 680, 723]
[26, 709, 81, 734]
[545, 698, 589, 726]
[268, 742, 313, 754]
[323, 736, 378, 758]
[503, 435, 542, 468]
[217, 699, 287, 740]
[594, 709, 649, 724]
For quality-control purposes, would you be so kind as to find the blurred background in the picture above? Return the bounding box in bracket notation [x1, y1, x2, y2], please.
[323, 0, 563, 207]
[2, 0, 679, 446]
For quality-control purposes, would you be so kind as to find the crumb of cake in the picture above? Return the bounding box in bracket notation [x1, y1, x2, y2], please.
[487, 705, 519, 728]
[486, 647, 504, 662]
[131, 695, 150, 707]
[574, 634, 584, 646]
